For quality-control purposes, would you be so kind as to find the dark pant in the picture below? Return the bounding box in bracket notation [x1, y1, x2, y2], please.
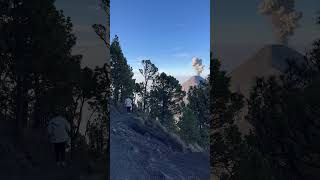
[126, 106, 131, 112]
[54, 142, 66, 162]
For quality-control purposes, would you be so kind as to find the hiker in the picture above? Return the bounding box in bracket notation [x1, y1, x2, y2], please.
[47, 110, 70, 167]
[124, 97, 133, 113]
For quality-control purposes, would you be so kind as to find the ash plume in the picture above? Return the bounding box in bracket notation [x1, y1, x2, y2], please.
[192, 57, 204, 76]
[259, 0, 302, 45]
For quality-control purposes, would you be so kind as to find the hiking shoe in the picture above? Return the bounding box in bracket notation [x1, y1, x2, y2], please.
[61, 161, 66, 168]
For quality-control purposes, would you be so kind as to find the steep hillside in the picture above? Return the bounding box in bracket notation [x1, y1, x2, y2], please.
[110, 107, 210, 180]
[0, 120, 104, 180]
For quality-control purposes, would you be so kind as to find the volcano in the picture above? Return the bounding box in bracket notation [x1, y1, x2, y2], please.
[230, 44, 304, 97]
[229, 44, 304, 134]
[182, 75, 206, 93]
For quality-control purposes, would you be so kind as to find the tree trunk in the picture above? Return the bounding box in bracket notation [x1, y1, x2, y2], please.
[75, 98, 85, 136]
[15, 75, 23, 138]
[114, 87, 119, 105]
[143, 82, 147, 112]
[33, 76, 41, 128]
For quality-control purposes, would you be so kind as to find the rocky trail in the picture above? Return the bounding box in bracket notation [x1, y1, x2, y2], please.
[110, 108, 210, 180]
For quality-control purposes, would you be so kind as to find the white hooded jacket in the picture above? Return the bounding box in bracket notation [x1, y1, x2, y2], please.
[125, 98, 132, 108]
[47, 116, 71, 143]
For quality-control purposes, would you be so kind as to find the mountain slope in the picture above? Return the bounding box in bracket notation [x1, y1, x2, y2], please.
[230, 44, 304, 97]
[182, 75, 206, 93]
[0, 120, 104, 180]
[229, 44, 304, 133]
[110, 107, 210, 180]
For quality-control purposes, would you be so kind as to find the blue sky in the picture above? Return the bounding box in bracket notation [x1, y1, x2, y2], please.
[111, 0, 210, 83]
[54, 0, 319, 79]
[212, 0, 320, 70]
[55, 0, 107, 69]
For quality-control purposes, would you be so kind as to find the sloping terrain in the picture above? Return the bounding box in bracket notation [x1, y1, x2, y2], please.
[0, 120, 104, 180]
[110, 107, 210, 180]
[230, 44, 304, 97]
[182, 75, 206, 93]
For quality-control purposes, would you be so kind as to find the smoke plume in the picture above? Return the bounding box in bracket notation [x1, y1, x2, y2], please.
[192, 57, 204, 76]
[259, 0, 302, 45]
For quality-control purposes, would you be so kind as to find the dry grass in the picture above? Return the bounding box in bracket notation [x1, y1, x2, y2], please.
[187, 143, 204, 152]
[130, 116, 187, 152]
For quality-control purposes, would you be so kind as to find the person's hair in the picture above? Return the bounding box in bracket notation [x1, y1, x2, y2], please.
[52, 106, 65, 117]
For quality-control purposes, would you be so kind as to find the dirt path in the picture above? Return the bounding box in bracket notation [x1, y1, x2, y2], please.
[110, 110, 210, 180]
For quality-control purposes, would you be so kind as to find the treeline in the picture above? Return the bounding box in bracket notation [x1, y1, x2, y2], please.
[210, 19, 320, 179]
[0, 0, 110, 162]
[110, 36, 209, 149]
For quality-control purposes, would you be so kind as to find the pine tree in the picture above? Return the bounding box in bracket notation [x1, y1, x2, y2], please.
[210, 57, 244, 178]
[149, 72, 185, 131]
[178, 107, 200, 144]
[187, 79, 210, 148]
[210, 15, 320, 180]
[92, 1, 110, 178]
[0, 0, 82, 135]
[110, 35, 135, 105]
[234, 17, 320, 180]
[240, 41, 320, 180]
[139, 59, 158, 113]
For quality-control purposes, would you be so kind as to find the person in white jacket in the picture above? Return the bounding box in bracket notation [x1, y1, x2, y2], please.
[124, 97, 133, 113]
[47, 112, 71, 167]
